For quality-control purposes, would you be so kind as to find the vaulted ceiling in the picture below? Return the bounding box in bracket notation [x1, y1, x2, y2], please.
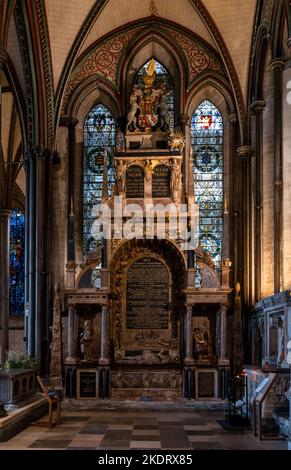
[43, 0, 257, 105]
[3, 0, 259, 153]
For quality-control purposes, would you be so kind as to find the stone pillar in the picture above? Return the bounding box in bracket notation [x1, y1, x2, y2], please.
[59, 117, 78, 278]
[0, 210, 12, 365]
[66, 303, 77, 364]
[237, 146, 252, 305]
[271, 58, 285, 293]
[26, 146, 56, 370]
[282, 53, 291, 290]
[35, 148, 48, 365]
[228, 114, 237, 285]
[184, 304, 193, 364]
[27, 149, 36, 357]
[250, 101, 265, 302]
[99, 305, 109, 365]
[219, 304, 229, 364]
[178, 114, 194, 201]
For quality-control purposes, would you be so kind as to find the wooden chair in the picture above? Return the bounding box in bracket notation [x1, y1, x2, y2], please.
[36, 376, 62, 428]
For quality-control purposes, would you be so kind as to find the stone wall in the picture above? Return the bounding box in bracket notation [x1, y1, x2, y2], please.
[282, 66, 291, 289]
[261, 49, 274, 297]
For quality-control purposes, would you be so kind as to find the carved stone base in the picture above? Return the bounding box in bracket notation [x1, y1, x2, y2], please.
[111, 369, 182, 400]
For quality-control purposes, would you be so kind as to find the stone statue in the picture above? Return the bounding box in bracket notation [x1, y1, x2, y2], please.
[193, 320, 214, 363]
[127, 85, 142, 131]
[195, 241, 220, 288]
[170, 159, 181, 201]
[115, 160, 126, 194]
[193, 327, 209, 358]
[80, 319, 94, 362]
[144, 159, 154, 182]
[158, 85, 171, 130]
[49, 283, 63, 383]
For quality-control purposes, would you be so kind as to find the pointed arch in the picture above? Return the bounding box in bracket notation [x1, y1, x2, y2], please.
[131, 58, 174, 131]
[83, 103, 116, 255]
[9, 207, 25, 316]
[191, 100, 224, 286]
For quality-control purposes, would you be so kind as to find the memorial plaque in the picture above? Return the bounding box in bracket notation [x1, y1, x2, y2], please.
[78, 370, 97, 398]
[126, 165, 144, 198]
[152, 164, 171, 198]
[126, 257, 169, 329]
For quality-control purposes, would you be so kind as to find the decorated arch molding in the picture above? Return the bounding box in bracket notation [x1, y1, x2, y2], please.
[61, 18, 226, 116]
[186, 75, 234, 117]
[14, 0, 54, 148]
[190, 0, 247, 144]
[68, 75, 121, 118]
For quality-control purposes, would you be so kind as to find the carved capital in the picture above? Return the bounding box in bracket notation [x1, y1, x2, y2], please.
[0, 209, 13, 219]
[270, 57, 285, 72]
[227, 113, 237, 123]
[178, 114, 190, 127]
[250, 100, 266, 115]
[26, 146, 59, 163]
[66, 261, 77, 271]
[59, 115, 79, 127]
[236, 145, 252, 159]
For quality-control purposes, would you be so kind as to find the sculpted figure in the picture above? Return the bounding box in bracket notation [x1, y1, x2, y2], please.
[115, 160, 126, 194]
[127, 85, 142, 131]
[158, 85, 171, 130]
[80, 319, 94, 362]
[170, 159, 181, 199]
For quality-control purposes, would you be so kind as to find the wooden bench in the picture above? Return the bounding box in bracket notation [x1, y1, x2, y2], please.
[36, 376, 62, 428]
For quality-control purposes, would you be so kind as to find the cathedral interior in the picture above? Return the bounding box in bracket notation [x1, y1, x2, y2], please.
[0, 0, 291, 453]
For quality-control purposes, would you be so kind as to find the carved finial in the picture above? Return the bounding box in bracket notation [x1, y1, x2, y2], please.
[148, 0, 158, 16]
[234, 281, 240, 296]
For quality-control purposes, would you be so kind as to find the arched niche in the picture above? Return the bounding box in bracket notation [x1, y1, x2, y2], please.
[122, 39, 182, 123]
[63, 87, 119, 264]
[186, 84, 234, 268]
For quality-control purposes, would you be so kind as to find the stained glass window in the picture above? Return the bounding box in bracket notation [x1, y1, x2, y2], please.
[135, 59, 174, 131]
[83, 104, 115, 255]
[9, 208, 25, 315]
[191, 100, 223, 286]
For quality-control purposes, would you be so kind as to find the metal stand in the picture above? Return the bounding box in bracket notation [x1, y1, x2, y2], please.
[226, 372, 249, 428]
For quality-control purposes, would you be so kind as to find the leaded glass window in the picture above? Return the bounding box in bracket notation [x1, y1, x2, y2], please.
[83, 104, 115, 255]
[9, 208, 25, 315]
[135, 59, 174, 131]
[191, 100, 223, 287]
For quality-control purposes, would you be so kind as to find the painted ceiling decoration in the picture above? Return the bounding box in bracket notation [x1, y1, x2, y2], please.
[62, 19, 225, 115]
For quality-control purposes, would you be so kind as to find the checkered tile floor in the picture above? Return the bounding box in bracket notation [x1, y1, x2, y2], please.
[0, 410, 287, 450]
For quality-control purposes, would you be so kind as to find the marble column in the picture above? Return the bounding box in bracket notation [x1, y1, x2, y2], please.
[0, 210, 12, 365]
[271, 58, 285, 293]
[184, 304, 193, 364]
[219, 304, 228, 364]
[228, 114, 237, 284]
[178, 114, 190, 200]
[237, 146, 252, 305]
[66, 303, 77, 364]
[25, 146, 56, 370]
[99, 305, 109, 365]
[250, 101, 265, 302]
